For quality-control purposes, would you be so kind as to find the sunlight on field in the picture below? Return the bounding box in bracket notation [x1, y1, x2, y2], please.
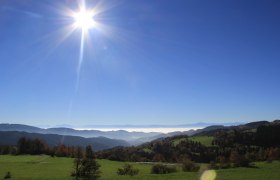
[201, 170, 217, 180]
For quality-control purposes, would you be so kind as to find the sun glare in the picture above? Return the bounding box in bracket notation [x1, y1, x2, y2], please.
[73, 9, 96, 30]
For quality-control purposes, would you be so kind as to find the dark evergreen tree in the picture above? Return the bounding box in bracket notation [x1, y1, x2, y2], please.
[81, 146, 101, 179]
[72, 146, 83, 178]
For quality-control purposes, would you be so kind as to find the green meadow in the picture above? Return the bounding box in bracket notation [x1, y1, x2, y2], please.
[0, 155, 279, 179]
[189, 136, 214, 147]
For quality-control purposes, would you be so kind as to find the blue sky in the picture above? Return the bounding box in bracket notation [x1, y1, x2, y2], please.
[0, 0, 279, 127]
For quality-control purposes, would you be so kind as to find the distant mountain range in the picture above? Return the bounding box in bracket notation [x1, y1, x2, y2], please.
[0, 123, 223, 145]
[0, 123, 199, 146]
[43, 122, 242, 129]
[0, 122, 242, 140]
[0, 120, 278, 149]
[0, 123, 161, 142]
[0, 131, 129, 151]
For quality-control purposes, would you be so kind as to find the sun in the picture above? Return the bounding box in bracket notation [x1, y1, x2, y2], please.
[73, 9, 96, 30]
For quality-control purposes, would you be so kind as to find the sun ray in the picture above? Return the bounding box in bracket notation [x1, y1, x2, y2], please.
[69, 0, 99, 94]
[32, 24, 77, 57]
[75, 29, 85, 93]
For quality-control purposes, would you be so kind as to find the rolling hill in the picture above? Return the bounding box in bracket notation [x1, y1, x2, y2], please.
[0, 124, 161, 143]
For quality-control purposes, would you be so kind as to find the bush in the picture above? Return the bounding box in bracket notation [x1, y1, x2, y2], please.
[217, 156, 231, 169]
[182, 159, 200, 172]
[230, 151, 250, 167]
[208, 161, 219, 170]
[151, 164, 176, 174]
[4, 172, 11, 179]
[117, 164, 139, 176]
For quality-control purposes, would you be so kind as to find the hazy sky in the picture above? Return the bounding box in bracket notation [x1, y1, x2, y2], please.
[0, 0, 279, 127]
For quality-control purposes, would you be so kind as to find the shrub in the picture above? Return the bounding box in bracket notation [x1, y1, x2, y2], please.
[117, 164, 139, 176]
[182, 159, 200, 172]
[151, 164, 176, 174]
[230, 151, 250, 167]
[217, 156, 231, 169]
[4, 172, 11, 179]
[208, 161, 219, 170]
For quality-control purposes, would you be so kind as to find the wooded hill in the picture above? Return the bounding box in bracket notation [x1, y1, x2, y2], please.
[97, 120, 280, 168]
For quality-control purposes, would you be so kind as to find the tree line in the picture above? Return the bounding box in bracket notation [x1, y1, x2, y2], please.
[0, 137, 84, 157]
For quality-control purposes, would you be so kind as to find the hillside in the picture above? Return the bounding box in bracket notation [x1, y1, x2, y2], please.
[97, 121, 280, 163]
[193, 120, 280, 136]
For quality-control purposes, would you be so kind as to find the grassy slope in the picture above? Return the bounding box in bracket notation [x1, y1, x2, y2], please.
[189, 136, 214, 146]
[173, 136, 214, 146]
[0, 155, 279, 180]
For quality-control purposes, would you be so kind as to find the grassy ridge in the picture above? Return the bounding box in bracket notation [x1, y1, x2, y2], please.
[0, 155, 279, 179]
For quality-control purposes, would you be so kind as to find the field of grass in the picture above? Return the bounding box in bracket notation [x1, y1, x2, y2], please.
[189, 136, 214, 146]
[173, 136, 214, 147]
[0, 155, 279, 179]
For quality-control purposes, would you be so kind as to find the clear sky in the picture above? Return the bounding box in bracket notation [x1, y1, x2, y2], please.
[0, 0, 279, 127]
